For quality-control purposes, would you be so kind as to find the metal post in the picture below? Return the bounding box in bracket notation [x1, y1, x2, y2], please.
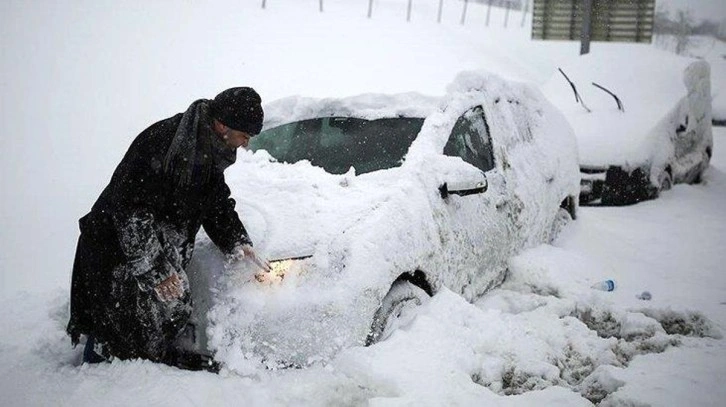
[606, 0, 613, 41]
[319, 0, 323, 13]
[261, 0, 266, 9]
[520, 0, 529, 27]
[543, 0, 549, 39]
[635, 0, 642, 42]
[437, 0, 444, 23]
[580, 0, 593, 54]
[367, 0, 373, 18]
[486, 0, 492, 27]
[568, 0, 576, 39]
[461, 0, 468, 25]
[407, 0, 413, 22]
[504, 2, 510, 28]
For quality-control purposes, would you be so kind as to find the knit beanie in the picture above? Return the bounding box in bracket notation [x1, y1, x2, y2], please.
[210, 87, 264, 135]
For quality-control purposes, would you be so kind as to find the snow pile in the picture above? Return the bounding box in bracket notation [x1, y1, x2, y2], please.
[336, 243, 722, 405]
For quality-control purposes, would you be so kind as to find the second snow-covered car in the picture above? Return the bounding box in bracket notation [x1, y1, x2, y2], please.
[543, 47, 713, 206]
[185, 71, 580, 370]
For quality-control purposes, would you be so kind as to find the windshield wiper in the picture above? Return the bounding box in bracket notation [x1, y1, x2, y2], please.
[592, 82, 625, 112]
[558, 68, 591, 113]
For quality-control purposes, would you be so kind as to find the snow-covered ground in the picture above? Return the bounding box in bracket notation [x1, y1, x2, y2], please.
[2, 0, 726, 405]
[1, 127, 724, 405]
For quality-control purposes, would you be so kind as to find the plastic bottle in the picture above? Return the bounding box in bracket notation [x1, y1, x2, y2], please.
[591, 279, 616, 291]
[637, 291, 652, 300]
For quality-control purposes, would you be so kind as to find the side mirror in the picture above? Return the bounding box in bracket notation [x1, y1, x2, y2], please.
[439, 174, 488, 199]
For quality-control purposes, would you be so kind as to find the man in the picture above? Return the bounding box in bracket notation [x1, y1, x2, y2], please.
[67, 87, 270, 371]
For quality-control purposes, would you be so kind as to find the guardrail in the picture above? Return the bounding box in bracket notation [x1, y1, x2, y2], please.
[260, 0, 532, 27]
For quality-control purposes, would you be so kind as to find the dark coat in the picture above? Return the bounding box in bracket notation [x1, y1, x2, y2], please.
[67, 109, 251, 361]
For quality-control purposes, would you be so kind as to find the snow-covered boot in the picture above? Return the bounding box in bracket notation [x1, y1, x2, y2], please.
[83, 335, 112, 364]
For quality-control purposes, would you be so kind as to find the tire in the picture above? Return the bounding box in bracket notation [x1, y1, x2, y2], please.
[693, 151, 710, 184]
[657, 170, 673, 195]
[365, 280, 430, 346]
[693, 169, 704, 184]
[549, 207, 573, 243]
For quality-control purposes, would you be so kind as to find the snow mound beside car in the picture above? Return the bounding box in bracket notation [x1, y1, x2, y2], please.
[336, 244, 720, 405]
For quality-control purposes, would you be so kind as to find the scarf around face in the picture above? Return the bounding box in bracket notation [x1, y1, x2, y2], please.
[209, 124, 237, 173]
[163, 99, 236, 186]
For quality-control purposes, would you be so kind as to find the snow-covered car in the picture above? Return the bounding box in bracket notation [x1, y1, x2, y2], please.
[185, 71, 580, 370]
[542, 47, 713, 206]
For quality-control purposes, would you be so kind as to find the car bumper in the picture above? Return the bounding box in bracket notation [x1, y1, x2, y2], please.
[580, 165, 656, 206]
[579, 167, 607, 205]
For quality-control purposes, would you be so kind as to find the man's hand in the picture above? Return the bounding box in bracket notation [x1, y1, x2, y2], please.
[240, 244, 271, 273]
[154, 273, 184, 302]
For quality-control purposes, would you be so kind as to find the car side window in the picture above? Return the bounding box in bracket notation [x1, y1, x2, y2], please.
[443, 106, 495, 172]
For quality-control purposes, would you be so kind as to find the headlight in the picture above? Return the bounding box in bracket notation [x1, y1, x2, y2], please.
[255, 255, 312, 285]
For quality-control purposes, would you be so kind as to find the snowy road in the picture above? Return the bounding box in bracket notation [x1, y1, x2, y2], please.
[1, 127, 724, 406]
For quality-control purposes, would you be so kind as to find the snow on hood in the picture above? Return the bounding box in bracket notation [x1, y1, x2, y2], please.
[226, 151, 411, 262]
[542, 45, 705, 168]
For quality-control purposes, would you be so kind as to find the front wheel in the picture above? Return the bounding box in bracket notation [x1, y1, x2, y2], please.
[549, 207, 573, 243]
[657, 170, 673, 195]
[693, 150, 711, 184]
[365, 280, 430, 346]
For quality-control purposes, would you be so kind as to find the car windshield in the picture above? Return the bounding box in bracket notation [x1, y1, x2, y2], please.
[249, 117, 425, 175]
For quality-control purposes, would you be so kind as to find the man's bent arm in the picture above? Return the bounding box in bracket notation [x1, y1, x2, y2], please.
[202, 174, 252, 255]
